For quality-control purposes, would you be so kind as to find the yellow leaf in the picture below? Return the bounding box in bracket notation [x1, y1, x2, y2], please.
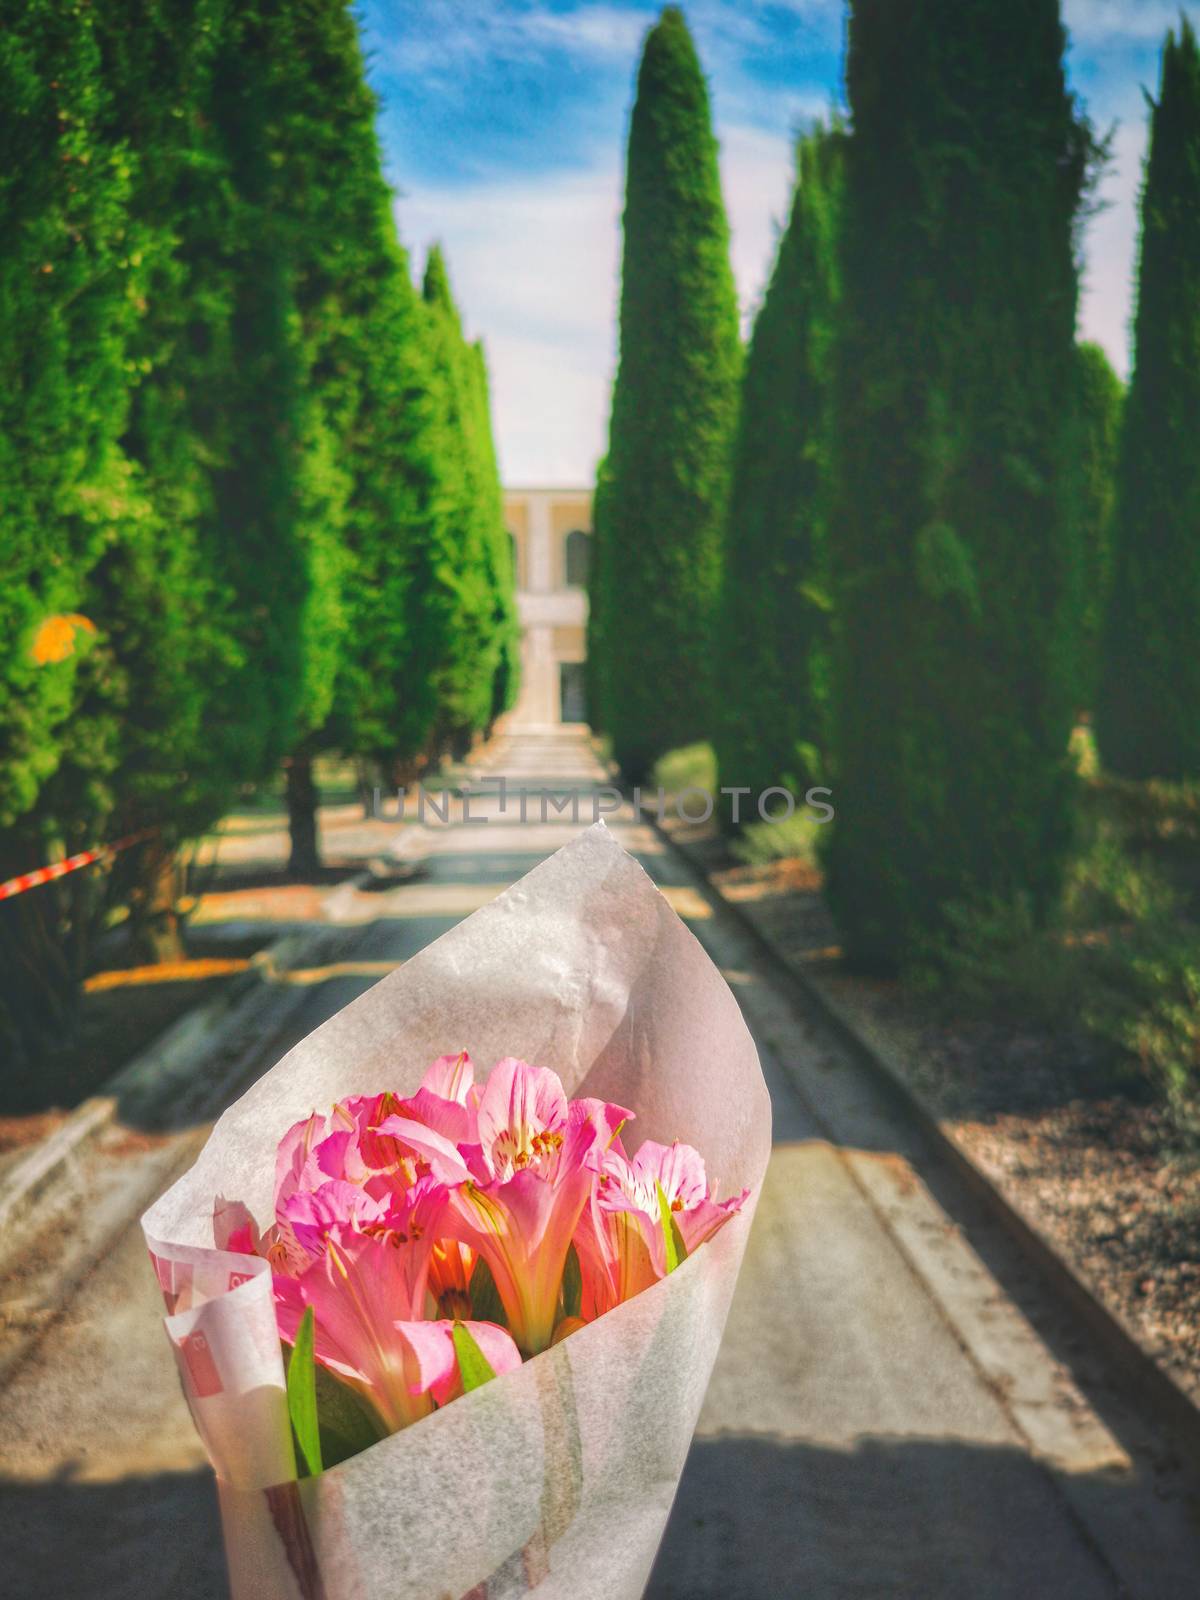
[30, 613, 97, 664]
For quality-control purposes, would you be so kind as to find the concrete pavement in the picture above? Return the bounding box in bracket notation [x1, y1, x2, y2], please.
[2, 728, 1199, 1599]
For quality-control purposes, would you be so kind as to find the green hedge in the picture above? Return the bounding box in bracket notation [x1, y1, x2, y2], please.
[826, 0, 1093, 972]
[714, 123, 842, 821]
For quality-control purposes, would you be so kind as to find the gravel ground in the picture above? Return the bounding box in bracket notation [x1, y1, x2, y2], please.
[926, 1050, 1200, 1401]
[670, 826, 1200, 1404]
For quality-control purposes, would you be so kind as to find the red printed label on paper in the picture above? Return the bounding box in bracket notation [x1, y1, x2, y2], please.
[179, 1329, 223, 1397]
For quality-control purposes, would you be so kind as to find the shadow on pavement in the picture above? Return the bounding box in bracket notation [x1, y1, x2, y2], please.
[650, 1431, 1126, 1599]
[0, 1466, 224, 1600]
[0, 1431, 1160, 1600]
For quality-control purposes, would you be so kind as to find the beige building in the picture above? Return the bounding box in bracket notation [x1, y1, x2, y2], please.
[503, 486, 592, 726]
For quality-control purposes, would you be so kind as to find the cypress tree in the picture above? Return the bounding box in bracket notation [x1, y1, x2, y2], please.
[328, 250, 450, 786]
[257, 0, 386, 871]
[87, 0, 342, 903]
[826, 0, 1092, 971]
[0, 0, 142, 1060]
[324, 216, 463, 786]
[466, 338, 521, 730]
[598, 6, 741, 782]
[1096, 20, 1200, 779]
[1068, 341, 1122, 715]
[198, 2, 312, 791]
[83, 0, 245, 953]
[422, 247, 506, 755]
[715, 123, 842, 820]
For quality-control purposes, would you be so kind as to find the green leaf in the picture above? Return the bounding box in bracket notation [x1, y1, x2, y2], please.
[285, 1307, 322, 1478]
[561, 1241, 582, 1320]
[452, 1322, 497, 1393]
[670, 1210, 689, 1267]
[468, 1253, 508, 1327]
[656, 1181, 688, 1274]
[312, 1361, 387, 1469]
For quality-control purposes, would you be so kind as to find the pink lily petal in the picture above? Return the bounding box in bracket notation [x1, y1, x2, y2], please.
[402, 1084, 476, 1148]
[275, 1112, 326, 1210]
[421, 1050, 477, 1107]
[675, 1189, 750, 1254]
[281, 1180, 390, 1260]
[568, 1096, 634, 1173]
[476, 1058, 568, 1181]
[631, 1140, 708, 1211]
[330, 1093, 387, 1133]
[273, 1182, 448, 1434]
[371, 1113, 472, 1187]
[213, 1197, 260, 1255]
[313, 1129, 361, 1183]
[449, 1069, 633, 1353]
[307, 1092, 472, 1192]
[393, 1319, 522, 1406]
[450, 1159, 595, 1356]
[573, 1183, 659, 1315]
[572, 1181, 619, 1320]
[587, 1141, 750, 1299]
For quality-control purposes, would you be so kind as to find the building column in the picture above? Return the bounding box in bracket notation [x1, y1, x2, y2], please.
[528, 492, 553, 594]
[529, 494, 557, 722]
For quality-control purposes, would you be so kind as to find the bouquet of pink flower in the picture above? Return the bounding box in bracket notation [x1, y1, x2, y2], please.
[143, 825, 771, 1600]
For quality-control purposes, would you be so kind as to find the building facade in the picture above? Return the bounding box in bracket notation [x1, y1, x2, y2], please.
[503, 486, 592, 726]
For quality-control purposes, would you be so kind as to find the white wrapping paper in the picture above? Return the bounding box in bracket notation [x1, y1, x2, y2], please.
[143, 822, 772, 1600]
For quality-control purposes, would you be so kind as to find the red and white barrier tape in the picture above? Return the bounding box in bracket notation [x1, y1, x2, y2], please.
[0, 828, 157, 903]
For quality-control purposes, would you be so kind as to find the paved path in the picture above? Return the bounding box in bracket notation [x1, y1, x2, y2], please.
[2, 729, 1199, 1599]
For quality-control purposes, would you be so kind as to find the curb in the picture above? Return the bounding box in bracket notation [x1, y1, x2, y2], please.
[622, 780, 1200, 1476]
[0, 925, 341, 1255]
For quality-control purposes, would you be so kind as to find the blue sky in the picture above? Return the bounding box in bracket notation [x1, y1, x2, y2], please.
[358, 0, 1188, 484]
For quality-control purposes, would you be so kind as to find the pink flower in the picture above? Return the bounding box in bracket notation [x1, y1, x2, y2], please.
[273, 1178, 449, 1433]
[218, 1052, 745, 1456]
[447, 1058, 630, 1356]
[575, 1139, 748, 1317]
[253, 1077, 476, 1273]
[318, 1090, 471, 1192]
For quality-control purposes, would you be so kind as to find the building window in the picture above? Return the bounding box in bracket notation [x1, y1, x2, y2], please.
[507, 531, 520, 587]
[560, 662, 587, 723]
[564, 528, 591, 588]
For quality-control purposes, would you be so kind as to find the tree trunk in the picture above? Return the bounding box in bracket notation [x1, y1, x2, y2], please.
[385, 753, 425, 792]
[355, 758, 376, 819]
[127, 843, 185, 965]
[286, 751, 321, 877]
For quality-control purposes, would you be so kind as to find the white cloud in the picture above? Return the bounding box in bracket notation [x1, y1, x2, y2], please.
[378, 2, 655, 80]
[517, 4, 657, 56]
[396, 120, 794, 486]
[1064, 0, 1187, 46]
[396, 159, 622, 486]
